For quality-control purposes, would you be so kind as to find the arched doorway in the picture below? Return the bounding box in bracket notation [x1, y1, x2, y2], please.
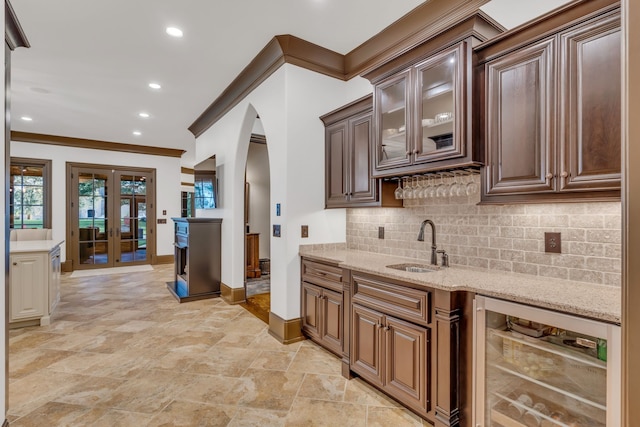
[240, 117, 271, 323]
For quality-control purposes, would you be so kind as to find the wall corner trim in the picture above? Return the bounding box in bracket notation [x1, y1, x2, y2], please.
[268, 312, 304, 345]
[220, 282, 246, 305]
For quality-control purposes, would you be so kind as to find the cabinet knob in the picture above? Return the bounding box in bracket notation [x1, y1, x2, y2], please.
[413, 149, 420, 154]
[12, 262, 17, 266]
[561, 171, 569, 178]
[406, 151, 411, 156]
[545, 173, 553, 180]
[383, 326, 390, 331]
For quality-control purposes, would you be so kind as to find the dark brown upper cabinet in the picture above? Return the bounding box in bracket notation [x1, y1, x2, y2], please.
[321, 95, 402, 208]
[364, 13, 504, 179]
[476, 0, 621, 203]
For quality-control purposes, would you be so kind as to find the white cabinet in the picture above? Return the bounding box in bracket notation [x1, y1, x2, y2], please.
[474, 296, 621, 427]
[9, 240, 63, 327]
[10, 253, 46, 322]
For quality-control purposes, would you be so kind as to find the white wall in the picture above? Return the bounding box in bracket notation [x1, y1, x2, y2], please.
[246, 142, 270, 258]
[196, 63, 372, 320]
[10, 141, 181, 261]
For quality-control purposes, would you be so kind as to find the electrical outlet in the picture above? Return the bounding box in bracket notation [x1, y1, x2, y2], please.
[545, 232, 561, 253]
[378, 226, 385, 239]
[162, 210, 167, 215]
[301, 225, 308, 238]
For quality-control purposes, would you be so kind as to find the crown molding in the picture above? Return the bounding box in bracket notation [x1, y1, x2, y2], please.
[5, 0, 29, 50]
[188, 35, 344, 138]
[11, 131, 185, 158]
[188, 0, 499, 138]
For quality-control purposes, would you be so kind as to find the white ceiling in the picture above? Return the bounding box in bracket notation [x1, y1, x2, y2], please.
[9, 0, 570, 166]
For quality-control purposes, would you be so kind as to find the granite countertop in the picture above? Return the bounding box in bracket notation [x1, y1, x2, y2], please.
[10, 239, 64, 253]
[299, 247, 621, 324]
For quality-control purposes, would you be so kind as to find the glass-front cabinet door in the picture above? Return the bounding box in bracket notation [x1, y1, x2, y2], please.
[475, 296, 621, 427]
[415, 43, 465, 164]
[375, 70, 412, 170]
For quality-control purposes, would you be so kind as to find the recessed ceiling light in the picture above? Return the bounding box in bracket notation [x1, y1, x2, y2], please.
[138, 112, 150, 118]
[20, 116, 33, 121]
[166, 27, 183, 38]
[148, 82, 161, 90]
[133, 131, 142, 136]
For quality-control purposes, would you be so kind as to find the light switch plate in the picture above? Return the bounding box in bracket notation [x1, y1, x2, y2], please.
[378, 226, 384, 239]
[157, 218, 167, 224]
[301, 225, 308, 238]
[545, 232, 561, 253]
[273, 224, 281, 238]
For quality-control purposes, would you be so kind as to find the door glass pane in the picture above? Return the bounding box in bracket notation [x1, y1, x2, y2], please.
[119, 174, 147, 263]
[379, 78, 407, 163]
[78, 172, 109, 265]
[420, 51, 456, 155]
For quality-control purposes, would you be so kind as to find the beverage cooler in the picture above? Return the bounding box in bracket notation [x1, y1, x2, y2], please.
[473, 296, 621, 427]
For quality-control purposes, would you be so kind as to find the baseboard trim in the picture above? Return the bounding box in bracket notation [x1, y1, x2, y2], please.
[154, 254, 174, 265]
[220, 282, 246, 304]
[3, 418, 8, 427]
[61, 260, 72, 273]
[268, 312, 304, 345]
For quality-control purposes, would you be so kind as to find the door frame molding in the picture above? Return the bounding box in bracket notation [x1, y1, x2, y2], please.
[65, 162, 157, 270]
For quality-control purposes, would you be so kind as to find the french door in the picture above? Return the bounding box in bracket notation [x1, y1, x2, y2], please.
[67, 164, 156, 270]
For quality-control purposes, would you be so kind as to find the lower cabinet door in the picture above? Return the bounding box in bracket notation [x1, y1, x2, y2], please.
[351, 303, 384, 387]
[320, 287, 343, 356]
[385, 315, 430, 412]
[10, 253, 46, 322]
[301, 282, 322, 340]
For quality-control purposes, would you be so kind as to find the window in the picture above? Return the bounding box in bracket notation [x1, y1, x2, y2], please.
[194, 171, 216, 209]
[181, 191, 194, 217]
[10, 158, 52, 229]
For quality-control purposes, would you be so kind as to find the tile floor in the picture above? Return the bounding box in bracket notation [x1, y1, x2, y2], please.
[8, 264, 428, 426]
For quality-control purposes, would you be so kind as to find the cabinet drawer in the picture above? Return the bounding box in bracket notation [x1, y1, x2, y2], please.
[302, 259, 343, 292]
[352, 274, 430, 325]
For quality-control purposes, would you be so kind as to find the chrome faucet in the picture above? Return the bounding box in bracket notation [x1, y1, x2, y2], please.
[417, 219, 438, 266]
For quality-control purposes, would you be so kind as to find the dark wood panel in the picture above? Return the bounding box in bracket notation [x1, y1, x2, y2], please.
[484, 37, 555, 196]
[349, 112, 376, 203]
[245, 233, 261, 279]
[325, 123, 348, 208]
[352, 273, 430, 326]
[350, 303, 384, 387]
[560, 11, 621, 191]
[385, 316, 429, 412]
[301, 282, 321, 340]
[321, 287, 344, 356]
[301, 259, 343, 292]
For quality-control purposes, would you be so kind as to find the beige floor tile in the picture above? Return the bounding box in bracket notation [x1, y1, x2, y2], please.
[296, 373, 347, 402]
[10, 402, 94, 427]
[284, 397, 367, 427]
[9, 348, 73, 379]
[366, 406, 426, 426]
[52, 376, 125, 406]
[179, 374, 242, 404]
[8, 370, 88, 417]
[186, 346, 262, 377]
[250, 350, 296, 371]
[112, 319, 158, 333]
[147, 400, 236, 427]
[224, 369, 305, 411]
[287, 345, 342, 376]
[227, 407, 288, 427]
[46, 351, 113, 375]
[343, 378, 402, 407]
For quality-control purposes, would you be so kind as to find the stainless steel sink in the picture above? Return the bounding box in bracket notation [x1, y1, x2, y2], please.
[386, 263, 437, 273]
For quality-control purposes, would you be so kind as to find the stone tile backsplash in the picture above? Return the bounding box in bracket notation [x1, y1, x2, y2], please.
[346, 176, 621, 286]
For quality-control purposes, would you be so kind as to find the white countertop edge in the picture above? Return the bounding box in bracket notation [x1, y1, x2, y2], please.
[299, 248, 621, 324]
[10, 239, 65, 253]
